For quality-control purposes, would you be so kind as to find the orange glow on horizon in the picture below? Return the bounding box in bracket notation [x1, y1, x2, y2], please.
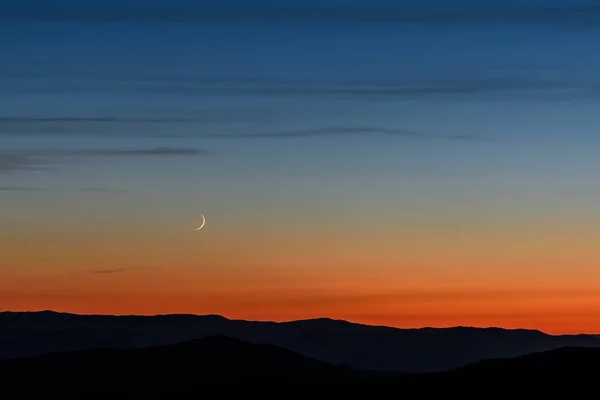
[3, 269, 600, 335]
[5, 199, 600, 336]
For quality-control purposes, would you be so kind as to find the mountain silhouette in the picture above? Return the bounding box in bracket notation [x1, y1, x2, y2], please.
[405, 346, 600, 388]
[0, 335, 356, 390]
[2, 336, 600, 392]
[452, 346, 600, 377]
[2, 310, 600, 373]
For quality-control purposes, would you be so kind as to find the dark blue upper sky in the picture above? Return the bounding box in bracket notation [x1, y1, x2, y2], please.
[3, 0, 600, 233]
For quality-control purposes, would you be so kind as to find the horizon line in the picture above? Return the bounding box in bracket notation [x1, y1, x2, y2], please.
[2, 309, 597, 336]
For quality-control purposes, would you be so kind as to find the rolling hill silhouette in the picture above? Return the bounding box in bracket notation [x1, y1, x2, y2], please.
[416, 346, 600, 387]
[2, 336, 600, 392]
[0, 335, 356, 390]
[2, 310, 600, 373]
[453, 346, 600, 377]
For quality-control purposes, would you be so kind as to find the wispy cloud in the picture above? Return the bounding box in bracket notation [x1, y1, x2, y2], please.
[0, 186, 45, 191]
[89, 268, 127, 274]
[0, 114, 268, 124]
[0, 153, 50, 173]
[0, 155, 29, 172]
[88, 265, 163, 274]
[0, 117, 190, 123]
[0, 112, 274, 136]
[6, 147, 210, 157]
[0, 185, 127, 192]
[0, 147, 210, 173]
[4, 73, 595, 102]
[79, 187, 125, 193]
[217, 126, 422, 138]
[68, 147, 210, 156]
[209, 126, 484, 140]
[3, 3, 600, 25]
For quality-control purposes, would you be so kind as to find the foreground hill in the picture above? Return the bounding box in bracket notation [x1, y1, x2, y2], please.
[1, 338, 600, 392]
[453, 346, 600, 376]
[0, 335, 356, 390]
[2, 310, 599, 372]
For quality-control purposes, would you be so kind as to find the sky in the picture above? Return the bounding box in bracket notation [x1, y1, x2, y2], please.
[3, 0, 600, 334]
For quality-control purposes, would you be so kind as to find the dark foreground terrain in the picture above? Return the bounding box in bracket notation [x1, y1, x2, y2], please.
[3, 310, 600, 373]
[0, 335, 354, 390]
[1, 335, 599, 392]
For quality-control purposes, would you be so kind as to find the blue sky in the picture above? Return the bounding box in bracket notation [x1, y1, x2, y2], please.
[3, 0, 600, 248]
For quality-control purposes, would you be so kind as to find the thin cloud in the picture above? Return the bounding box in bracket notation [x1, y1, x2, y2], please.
[1, 117, 127, 123]
[0, 153, 50, 173]
[0, 113, 273, 136]
[161, 77, 581, 101]
[3, 3, 600, 25]
[5, 74, 593, 102]
[0, 186, 44, 191]
[79, 187, 124, 193]
[1, 63, 592, 102]
[0, 116, 258, 123]
[0, 185, 124, 193]
[90, 268, 127, 274]
[0, 147, 210, 173]
[70, 147, 210, 156]
[211, 126, 485, 140]
[8, 147, 210, 157]
[79, 187, 110, 192]
[89, 265, 163, 274]
[219, 126, 422, 138]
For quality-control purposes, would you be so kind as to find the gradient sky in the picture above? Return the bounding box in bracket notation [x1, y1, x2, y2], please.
[3, 0, 600, 334]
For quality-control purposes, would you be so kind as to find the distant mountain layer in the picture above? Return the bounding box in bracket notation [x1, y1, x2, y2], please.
[1, 310, 599, 373]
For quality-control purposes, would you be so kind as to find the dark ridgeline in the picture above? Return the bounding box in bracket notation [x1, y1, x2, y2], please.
[0, 336, 357, 391]
[2, 311, 600, 373]
[1, 336, 600, 392]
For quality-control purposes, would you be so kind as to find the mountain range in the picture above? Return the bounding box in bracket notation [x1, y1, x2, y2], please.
[1, 335, 599, 392]
[2, 310, 600, 373]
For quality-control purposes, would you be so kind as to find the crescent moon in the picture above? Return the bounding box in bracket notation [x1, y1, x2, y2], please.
[194, 214, 206, 231]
